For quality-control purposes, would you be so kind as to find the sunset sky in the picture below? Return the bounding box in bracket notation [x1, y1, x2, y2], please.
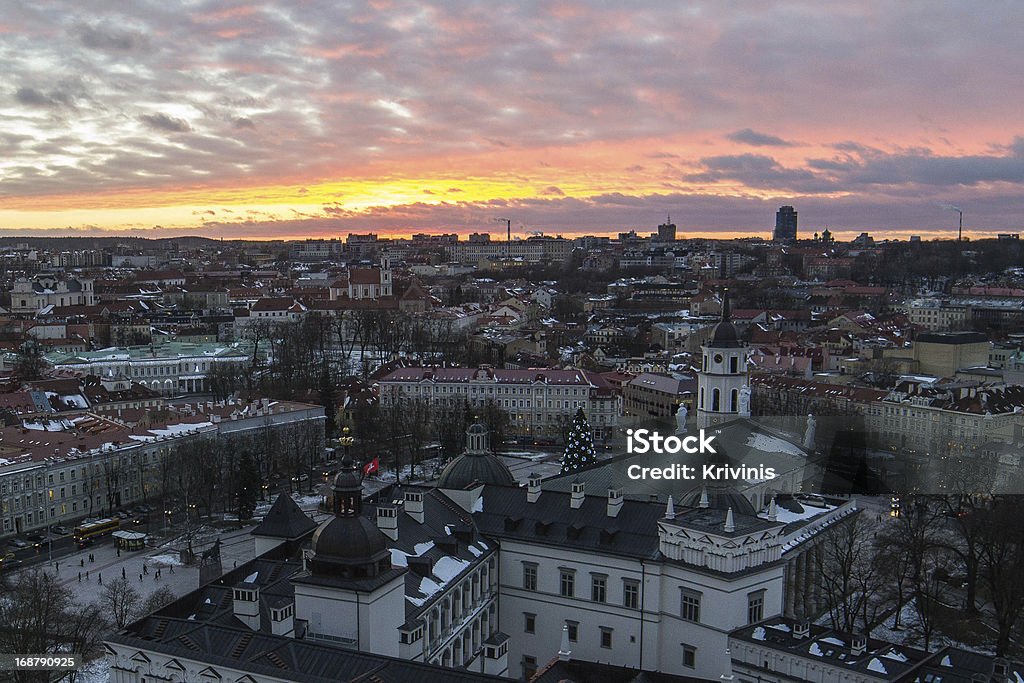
[2, 1, 1024, 240]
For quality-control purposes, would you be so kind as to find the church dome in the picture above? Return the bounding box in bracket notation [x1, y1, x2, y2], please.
[309, 515, 389, 572]
[437, 451, 516, 489]
[308, 454, 392, 578]
[679, 485, 756, 516]
[438, 423, 515, 489]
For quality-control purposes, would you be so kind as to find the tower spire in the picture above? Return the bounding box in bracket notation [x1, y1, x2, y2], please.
[721, 288, 731, 323]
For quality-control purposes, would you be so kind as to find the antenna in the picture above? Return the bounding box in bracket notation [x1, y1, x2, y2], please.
[958, 209, 963, 242]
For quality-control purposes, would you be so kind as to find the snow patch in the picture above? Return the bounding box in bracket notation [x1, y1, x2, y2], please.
[881, 649, 908, 663]
[746, 432, 806, 457]
[821, 637, 845, 646]
[866, 658, 888, 674]
[149, 554, 184, 567]
[471, 496, 483, 513]
[766, 623, 792, 632]
[243, 571, 259, 583]
[809, 642, 823, 656]
[751, 627, 766, 641]
[940, 655, 952, 667]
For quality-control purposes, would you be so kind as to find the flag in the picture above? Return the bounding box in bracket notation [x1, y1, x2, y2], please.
[362, 457, 379, 477]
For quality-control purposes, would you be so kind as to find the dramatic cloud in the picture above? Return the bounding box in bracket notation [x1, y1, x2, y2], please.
[1, 1, 1023, 236]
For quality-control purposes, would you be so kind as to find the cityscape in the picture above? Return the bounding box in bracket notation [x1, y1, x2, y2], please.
[2, 2, 1024, 683]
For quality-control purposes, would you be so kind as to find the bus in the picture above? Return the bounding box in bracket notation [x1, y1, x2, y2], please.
[73, 518, 120, 547]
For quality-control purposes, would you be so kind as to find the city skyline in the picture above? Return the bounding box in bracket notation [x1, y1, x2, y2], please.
[2, 2, 1024, 240]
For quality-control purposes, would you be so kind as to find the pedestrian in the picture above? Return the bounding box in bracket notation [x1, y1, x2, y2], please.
[122, 567, 126, 579]
[55, 560, 59, 572]
[98, 574, 102, 585]
[233, 560, 237, 568]
[86, 570, 90, 579]
[117, 548, 121, 557]
[169, 565, 174, 574]
[78, 572, 81, 582]
[80, 558, 84, 568]
[139, 573, 143, 582]
[143, 564, 148, 575]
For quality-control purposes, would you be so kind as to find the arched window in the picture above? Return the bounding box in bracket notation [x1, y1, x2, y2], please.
[712, 388, 720, 412]
[730, 389, 738, 412]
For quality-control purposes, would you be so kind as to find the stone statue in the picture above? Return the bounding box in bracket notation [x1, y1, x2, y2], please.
[803, 413, 817, 451]
[739, 385, 751, 418]
[675, 404, 688, 434]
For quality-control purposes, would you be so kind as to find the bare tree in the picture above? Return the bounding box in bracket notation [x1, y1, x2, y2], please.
[813, 513, 886, 633]
[101, 576, 142, 629]
[978, 497, 1024, 656]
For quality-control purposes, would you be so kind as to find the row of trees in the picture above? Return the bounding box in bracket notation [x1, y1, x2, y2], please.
[0, 569, 176, 682]
[811, 495, 1024, 656]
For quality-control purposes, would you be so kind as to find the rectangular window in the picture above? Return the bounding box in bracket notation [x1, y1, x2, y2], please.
[522, 655, 537, 678]
[522, 563, 538, 591]
[623, 579, 640, 609]
[591, 574, 607, 603]
[524, 613, 536, 634]
[600, 627, 613, 649]
[559, 569, 575, 597]
[682, 644, 696, 668]
[565, 621, 578, 642]
[681, 589, 701, 623]
[747, 590, 765, 624]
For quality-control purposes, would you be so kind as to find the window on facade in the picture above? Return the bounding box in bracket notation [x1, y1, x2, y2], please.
[681, 589, 701, 622]
[747, 590, 765, 624]
[524, 613, 536, 634]
[591, 574, 607, 603]
[559, 569, 575, 597]
[600, 627, 613, 649]
[623, 579, 640, 609]
[522, 563, 538, 591]
[730, 356, 738, 373]
[730, 389, 738, 412]
[682, 644, 696, 668]
[565, 621, 578, 642]
[522, 655, 537, 678]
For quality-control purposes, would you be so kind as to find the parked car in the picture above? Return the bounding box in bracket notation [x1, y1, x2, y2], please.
[25, 534, 46, 548]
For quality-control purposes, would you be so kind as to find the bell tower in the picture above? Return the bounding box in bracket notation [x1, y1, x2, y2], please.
[697, 291, 749, 429]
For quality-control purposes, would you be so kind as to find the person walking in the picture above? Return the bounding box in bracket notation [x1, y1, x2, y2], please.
[143, 564, 148, 575]
[78, 572, 81, 582]
[86, 570, 90, 580]
[122, 567, 126, 579]
[80, 558, 84, 568]
[139, 573, 143, 582]
[98, 574, 102, 585]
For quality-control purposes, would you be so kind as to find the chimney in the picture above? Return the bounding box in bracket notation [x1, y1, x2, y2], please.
[376, 506, 399, 541]
[570, 480, 585, 509]
[793, 620, 810, 639]
[526, 473, 542, 504]
[720, 648, 735, 682]
[850, 634, 867, 656]
[404, 490, 424, 524]
[665, 495, 676, 520]
[607, 487, 623, 518]
[232, 584, 260, 631]
[724, 507, 735, 533]
[557, 625, 572, 662]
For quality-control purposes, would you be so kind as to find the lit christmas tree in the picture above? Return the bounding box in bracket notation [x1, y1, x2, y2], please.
[561, 408, 597, 473]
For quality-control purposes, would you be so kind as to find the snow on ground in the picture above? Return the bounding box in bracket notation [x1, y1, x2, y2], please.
[746, 432, 807, 457]
[148, 554, 184, 567]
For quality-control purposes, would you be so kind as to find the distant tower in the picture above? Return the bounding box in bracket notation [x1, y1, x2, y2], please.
[379, 254, 393, 297]
[774, 206, 798, 243]
[658, 216, 678, 241]
[697, 291, 748, 429]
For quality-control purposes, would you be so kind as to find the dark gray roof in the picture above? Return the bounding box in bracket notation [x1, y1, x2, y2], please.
[252, 494, 317, 540]
[474, 485, 664, 560]
[109, 620, 511, 683]
[532, 659, 707, 683]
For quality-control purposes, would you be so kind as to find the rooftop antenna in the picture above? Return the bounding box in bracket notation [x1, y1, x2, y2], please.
[494, 217, 511, 257]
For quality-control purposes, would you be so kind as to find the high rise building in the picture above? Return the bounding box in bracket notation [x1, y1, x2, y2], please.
[657, 217, 677, 241]
[774, 205, 798, 242]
